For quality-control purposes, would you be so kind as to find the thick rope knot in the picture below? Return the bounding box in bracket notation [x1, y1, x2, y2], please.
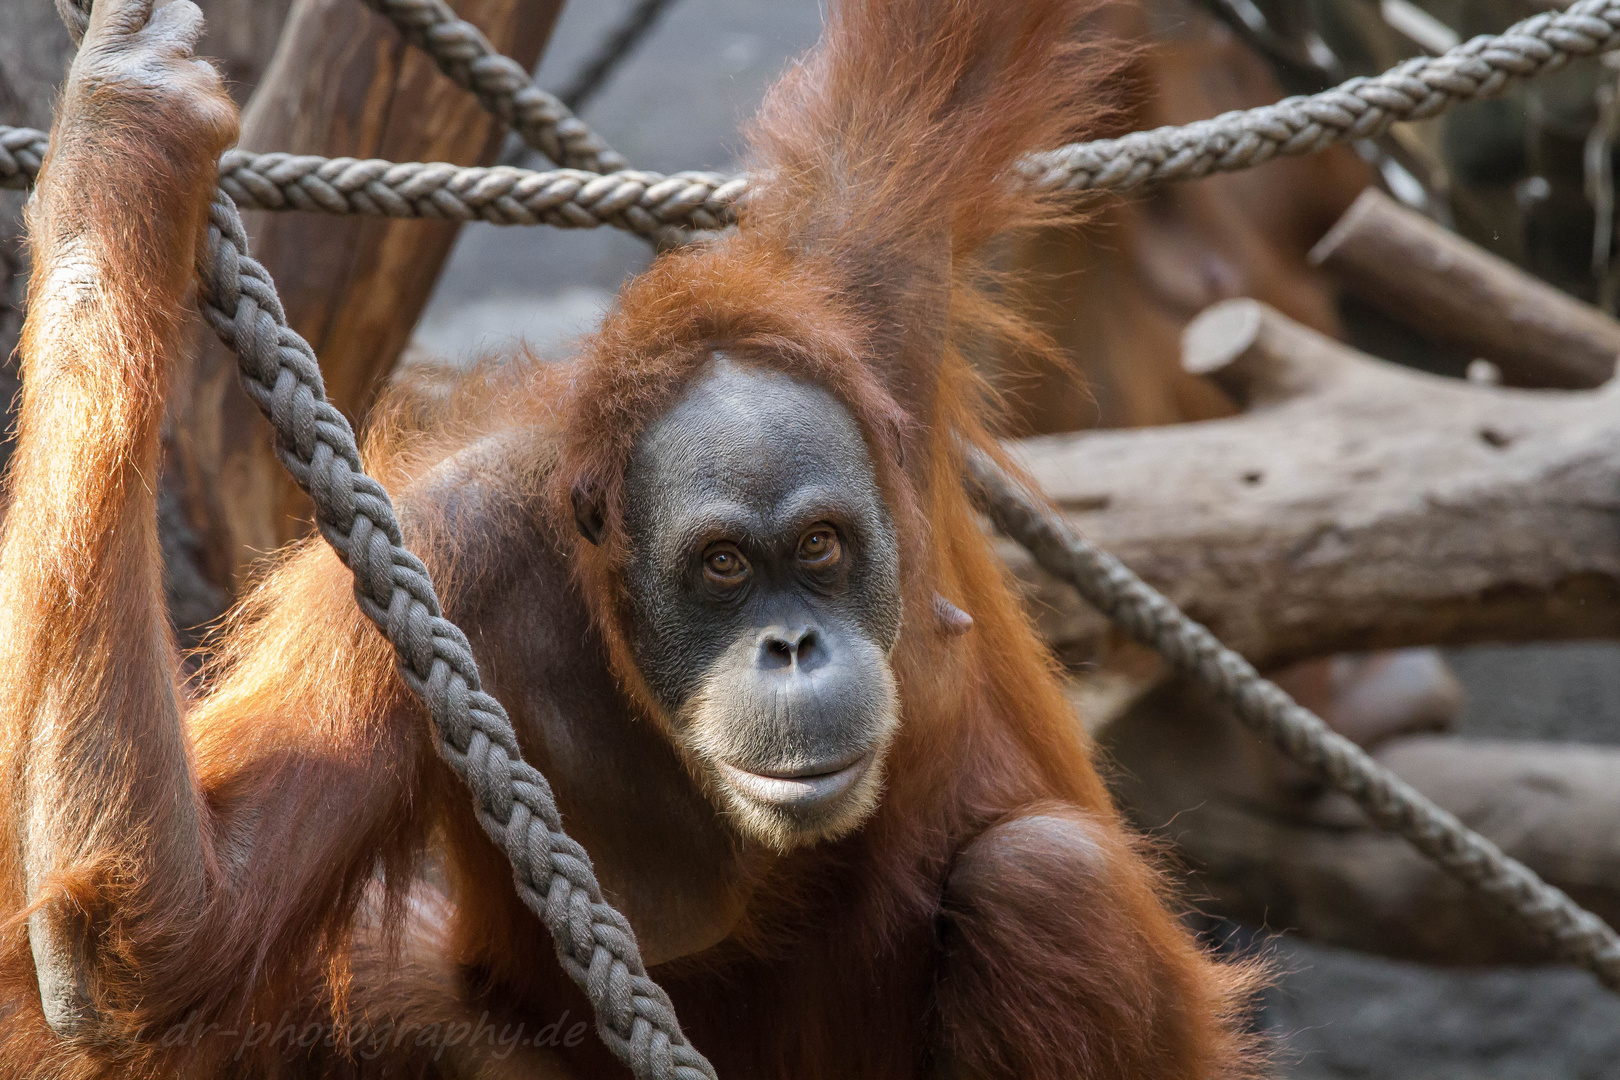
[357, 0, 627, 172]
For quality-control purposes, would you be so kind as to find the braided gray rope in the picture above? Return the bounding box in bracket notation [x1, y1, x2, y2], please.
[0, 130, 739, 234]
[965, 448, 1620, 992]
[12, 0, 1620, 227]
[194, 184, 714, 1080]
[357, 0, 626, 172]
[1023, 0, 1620, 190]
[213, 150, 742, 233]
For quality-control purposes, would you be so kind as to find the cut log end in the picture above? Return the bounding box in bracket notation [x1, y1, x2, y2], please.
[1181, 298, 1351, 407]
[1182, 298, 1264, 378]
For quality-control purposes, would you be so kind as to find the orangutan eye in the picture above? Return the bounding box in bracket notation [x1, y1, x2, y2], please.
[703, 543, 750, 585]
[797, 525, 841, 567]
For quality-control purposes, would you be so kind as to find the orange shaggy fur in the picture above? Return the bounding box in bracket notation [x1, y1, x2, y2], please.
[0, 0, 1263, 1076]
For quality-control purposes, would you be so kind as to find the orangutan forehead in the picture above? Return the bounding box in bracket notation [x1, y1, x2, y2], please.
[623, 353, 884, 521]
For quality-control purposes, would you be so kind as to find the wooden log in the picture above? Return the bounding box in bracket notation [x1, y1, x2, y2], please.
[194, 0, 300, 105]
[998, 299, 1620, 670]
[173, 0, 564, 590]
[1310, 187, 1620, 389]
[1104, 679, 1620, 965]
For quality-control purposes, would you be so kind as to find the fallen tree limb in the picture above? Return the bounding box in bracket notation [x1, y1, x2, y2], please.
[1104, 679, 1620, 965]
[999, 298, 1620, 670]
[1310, 187, 1620, 389]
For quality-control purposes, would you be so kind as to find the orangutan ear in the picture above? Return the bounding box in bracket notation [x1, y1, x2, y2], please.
[877, 413, 908, 472]
[571, 481, 606, 546]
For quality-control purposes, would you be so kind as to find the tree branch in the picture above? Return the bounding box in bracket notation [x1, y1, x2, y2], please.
[1310, 187, 1620, 389]
[1001, 299, 1620, 670]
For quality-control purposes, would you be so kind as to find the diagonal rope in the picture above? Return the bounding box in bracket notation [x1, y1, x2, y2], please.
[193, 185, 715, 1080]
[965, 447, 1620, 993]
[41, 1, 714, 1074]
[356, 0, 627, 171]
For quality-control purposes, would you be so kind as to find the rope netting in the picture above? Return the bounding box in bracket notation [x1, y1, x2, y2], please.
[17, 0, 1620, 1073]
[10, 1, 1620, 231]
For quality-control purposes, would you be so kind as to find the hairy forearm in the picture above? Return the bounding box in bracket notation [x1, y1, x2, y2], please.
[9, 87, 206, 535]
[0, 70, 218, 1034]
[0, 86, 201, 753]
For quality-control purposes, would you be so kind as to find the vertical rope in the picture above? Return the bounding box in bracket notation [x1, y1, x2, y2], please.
[50, 0, 716, 1073]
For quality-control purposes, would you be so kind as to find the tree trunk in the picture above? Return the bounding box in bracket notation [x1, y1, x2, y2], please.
[173, 0, 565, 591]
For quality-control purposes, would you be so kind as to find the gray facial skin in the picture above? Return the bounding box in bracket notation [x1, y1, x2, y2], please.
[617, 354, 904, 850]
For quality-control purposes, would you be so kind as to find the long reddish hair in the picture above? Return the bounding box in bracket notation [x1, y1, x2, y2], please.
[549, 0, 1122, 721]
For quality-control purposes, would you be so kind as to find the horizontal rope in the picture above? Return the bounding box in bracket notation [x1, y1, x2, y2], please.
[0, 127, 734, 234]
[11, 1, 1620, 231]
[212, 151, 744, 233]
[1021, 0, 1620, 191]
[966, 447, 1620, 992]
